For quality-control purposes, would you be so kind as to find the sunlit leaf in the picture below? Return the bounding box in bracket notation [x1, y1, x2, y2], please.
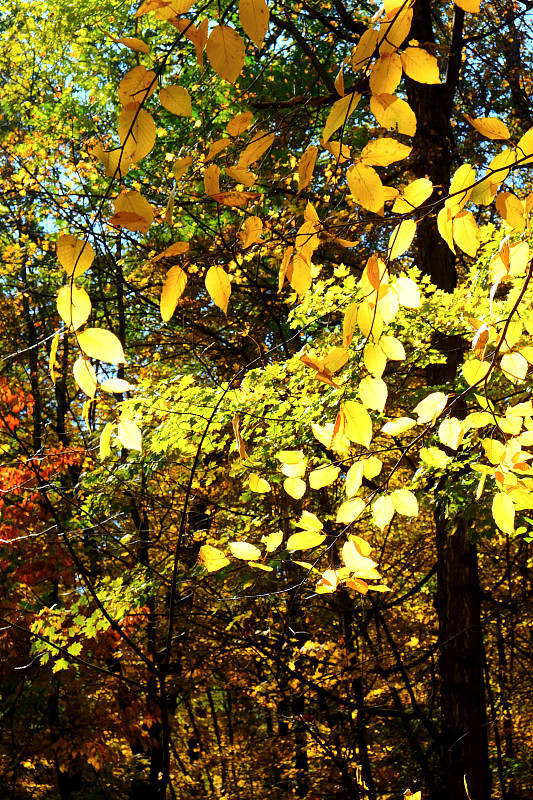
[400, 47, 440, 83]
[342, 400, 373, 447]
[370, 94, 417, 136]
[57, 234, 94, 278]
[239, 0, 270, 47]
[286, 530, 326, 550]
[205, 266, 231, 313]
[117, 416, 142, 450]
[77, 328, 125, 364]
[391, 488, 418, 516]
[73, 357, 97, 398]
[199, 544, 230, 572]
[206, 25, 246, 83]
[57, 285, 91, 331]
[322, 92, 361, 143]
[229, 541, 261, 560]
[249, 473, 271, 493]
[161, 265, 188, 322]
[309, 464, 341, 489]
[466, 115, 510, 140]
[160, 85, 192, 116]
[492, 492, 515, 533]
[336, 497, 366, 524]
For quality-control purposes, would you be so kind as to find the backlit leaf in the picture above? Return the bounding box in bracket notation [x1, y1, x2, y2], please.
[286, 530, 325, 550]
[369, 52, 402, 95]
[73, 357, 97, 398]
[400, 47, 440, 83]
[347, 163, 384, 214]
[453, 210, 480, 256]
[99, 422, 113, 460]
[359, 376, 387, 412]
[227, 110, 254, 136]
[492, 492, 515, 533]
[100, 378, 135, 394]
[413, 392, 448, 425]
[117, 66, 156, 106]
[370, 94, 417, 136]
[110, 190, 153, 233]
[309, 464, 340, 489]
[381, 416, 416, 435]
[466, 115, 510, 140]
[229, 541, 261, 560]
[392, 178, 433, 212]
[205, 266, 231, 313]
[57, 285, 91, 331]
[342, 400, 373, 447]
[206, 25, 246, 84]
[298, 145, 319, 190]
[249, 473, 271, 493]
[77, 328, 125, 364]
[237, 131, 276, 168]
[391, 488, 418, 516]
[160, 85, 192, 116]
[501, 352, 528, 384]
[388, 219, 416, 259]
[239, 0, 270, 48]
[161, 266, 188, 322]
[373, 495, 394, 528]
[117, 416, 142, 451]
[57, 234, 94, 278]
[438, 417, 464, 450]
[283, 477, 306, 499]
[336, 497, 366, 524]
[322, 92, 361, 143]
[199, 544, 230, 572]
[360, 137, 412, 166]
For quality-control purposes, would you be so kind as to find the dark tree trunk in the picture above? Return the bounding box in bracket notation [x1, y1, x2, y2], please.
[406, 3, 491, 797]
[435, 516, 491, 800]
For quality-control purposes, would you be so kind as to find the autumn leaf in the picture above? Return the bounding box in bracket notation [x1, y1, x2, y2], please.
[77, 328, 125, 364]
[206, 25, 246, 84]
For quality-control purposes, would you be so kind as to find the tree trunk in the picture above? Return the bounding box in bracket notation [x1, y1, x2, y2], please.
[435, 516, 491, 800]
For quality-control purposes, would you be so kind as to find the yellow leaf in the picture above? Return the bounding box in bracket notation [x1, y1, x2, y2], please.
[372, 495, 394, 528]
[118, 104, 156, 162]
[316, 569, 339, 593]
[495, 191, 526, 232]
[49, 331, 60, 384]
[438, 417, 464, 450]
[100, 378, 135, 393]
[73, 357, 97, 398]
[342, 400, 373, 447]
[77, 328, 125, 364]
[492, 492, 515, 533]
[249, 473, 271, 493]
[394, 276, 420, 307]
[309, 464, 340, 489]
[171, 156, 193, 181]
[343, 302, 358, 348]
[369, 52, 402, 94]
[117, 416, 142, 450]
[205, 266, 231, 313]
[462, 360, 491, 386]
[392, 177, 433, 212]
[283, 477, 306, 499]
[437, 206, 455, 253]
[413, 391, 448, 424]
[322, 92, 361, 143]
[400, 47, 440, 83]
[370, 94, 417, 136]
[239, 0, 270, 48]
[286, 530, 325, 550]
[92, 145, 132, 179]
[160, 85, 192, 116]
[240, 216, 263, 248]
[363, 456, 382, 480]
[160, 266, 187, 322]
[454, 0, 480, 9]
[352, 28, 379, 69]
[359, 376, 387, 412]
[483, 438, 505, 465]
[110, 190, 153, 233]
[99, 422, 113, 460]
[420, 447, 449, 468]
[446, 164, 475, 216]
[229, 541, 261, 560]
[516, 127, 533, 165]
[298, 145, 319, 190]
[226, 110, 254, 136]
[501, 352, 528, 384]
[347, 163, 384, 214]
[152, 242, 190, 263]
[237, 131, 276, 168]
[57, 285, 91, 331]
[117, 66, 156, 106]
[388, 219, 416, 260]
[488, 149, 517, 187]
[262, 530, 283, 552]
[295, 511, 323, 531]
[204, 163, 221, 196]
[380, 335, 405, 360]
[357, 301, 384, 340]
[346, 461, 364, 497]
[381, 416, 416, 435]
[336, 497, 366, 524]
[378, 6, 413, 54]
[360, 137, 412, 166]
[115, 36, 150, 53]
[206, 25, 246, 84]
[364, 343, 387, 378]
[153, 0, 195, 17]
[453, 210, 480, 257]
[391, 488, 418, 516]
[199, 544, 230, 572]
[286, 255, 312, 297]
[57, 234, 94, 278]
[466, 115, 510, 140]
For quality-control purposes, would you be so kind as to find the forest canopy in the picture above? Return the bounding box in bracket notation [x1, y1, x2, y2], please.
[1, 0, 533, 798]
